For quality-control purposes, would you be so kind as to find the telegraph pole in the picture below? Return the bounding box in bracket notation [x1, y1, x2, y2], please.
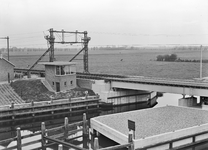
[200, 45, 203, 79]
[49, 28, 55, 62]
[0, 36, 9, 61]
[83, 31, 90, 73]
[7, 36, 9, 61]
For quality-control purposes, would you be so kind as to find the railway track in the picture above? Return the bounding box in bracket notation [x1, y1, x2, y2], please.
[14, 68, 208, 89]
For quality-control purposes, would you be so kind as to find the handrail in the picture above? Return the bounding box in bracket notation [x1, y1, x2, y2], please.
[0, 98, 100, 112]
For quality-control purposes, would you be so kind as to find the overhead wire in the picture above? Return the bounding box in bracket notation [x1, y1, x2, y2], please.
[1, 30, 208, 48]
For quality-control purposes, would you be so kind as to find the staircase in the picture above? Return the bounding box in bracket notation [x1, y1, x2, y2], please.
[41, 79, 55, 93]
[0, 84, 24, 106]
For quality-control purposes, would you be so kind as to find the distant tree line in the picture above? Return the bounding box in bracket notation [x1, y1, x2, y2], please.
[156, 54, 208, 63]
[156, 54, 178, 62]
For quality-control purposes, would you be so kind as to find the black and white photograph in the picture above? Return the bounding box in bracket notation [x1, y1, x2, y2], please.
[0, 0, 208, 149]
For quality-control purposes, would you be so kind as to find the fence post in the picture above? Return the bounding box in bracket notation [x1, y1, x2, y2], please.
[41, 122, 46, 150]
[83, 113, 87, 136]
[58, 144, 63, 150]
[83, 113, 88, 148]
[11, 102, 15, 120]
[128, 131, 134, 150]
[16, 127, 22, 150]
[64, 117, 68, 141]
[94, 137, 99, 150]
[31, 100, 34, 106]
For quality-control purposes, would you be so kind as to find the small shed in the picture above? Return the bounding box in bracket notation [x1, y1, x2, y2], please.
[39, 61, 76, 92]
[0, 54, 15, 82]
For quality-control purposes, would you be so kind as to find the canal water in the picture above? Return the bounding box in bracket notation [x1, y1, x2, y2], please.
[1, 93, 208, 150]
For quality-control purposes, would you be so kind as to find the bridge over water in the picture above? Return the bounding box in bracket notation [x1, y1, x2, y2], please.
[14, 68, 208, 97]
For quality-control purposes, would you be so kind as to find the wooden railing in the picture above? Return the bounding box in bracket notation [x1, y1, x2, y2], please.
[0, 113, 134, 150]
[0, 96, 100, 125]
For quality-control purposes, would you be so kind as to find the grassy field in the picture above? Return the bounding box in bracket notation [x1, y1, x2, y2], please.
[10, 48, 208, 79]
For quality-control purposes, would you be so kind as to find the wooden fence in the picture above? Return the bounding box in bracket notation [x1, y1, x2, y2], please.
[0, 113, 134, 150]
[0, 96, 100, 125]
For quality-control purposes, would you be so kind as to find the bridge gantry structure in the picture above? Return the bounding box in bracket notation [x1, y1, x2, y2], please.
[27, 28, 91, 77]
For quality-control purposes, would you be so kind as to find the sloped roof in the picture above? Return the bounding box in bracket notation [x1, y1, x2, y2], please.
[0, 58, 15, 67]
[39, 61, 76, 66]
[0, 83, 24, 106]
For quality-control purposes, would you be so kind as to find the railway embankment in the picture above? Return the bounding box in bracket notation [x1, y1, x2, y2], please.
[10, 79, 95, 103]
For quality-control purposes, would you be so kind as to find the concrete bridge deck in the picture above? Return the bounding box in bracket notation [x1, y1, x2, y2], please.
[14, 68, 208, 97]
[77, 73, 208, 97]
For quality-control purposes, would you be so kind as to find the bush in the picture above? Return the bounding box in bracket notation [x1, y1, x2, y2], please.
[156, 54, 178, 62]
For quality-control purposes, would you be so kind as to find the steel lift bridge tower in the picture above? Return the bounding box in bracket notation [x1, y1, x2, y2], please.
[27, 28, 91, 77]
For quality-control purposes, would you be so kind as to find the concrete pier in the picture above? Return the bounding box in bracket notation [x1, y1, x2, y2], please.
[91, 106, 208, 149]
[178, 96, 197, 107]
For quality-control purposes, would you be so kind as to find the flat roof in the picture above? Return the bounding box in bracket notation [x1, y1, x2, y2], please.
[91, 106, 208, 148]
[38, 61, 76, 66]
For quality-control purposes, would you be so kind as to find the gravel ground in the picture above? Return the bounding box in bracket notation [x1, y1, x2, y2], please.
[94, 106, 208, 139]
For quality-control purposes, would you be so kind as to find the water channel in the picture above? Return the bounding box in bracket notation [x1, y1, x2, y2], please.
[1, 93, 208, 150]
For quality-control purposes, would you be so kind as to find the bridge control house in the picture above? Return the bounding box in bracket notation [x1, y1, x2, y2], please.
[39, 61, 76, 92]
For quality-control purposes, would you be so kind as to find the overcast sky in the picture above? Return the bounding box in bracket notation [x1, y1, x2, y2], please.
[0, 0, 208, 48]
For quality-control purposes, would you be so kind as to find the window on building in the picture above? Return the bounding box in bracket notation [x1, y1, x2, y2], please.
[56, 65, 76, 75]
[71, 81, 73, 85]
[64, 81, 67, 86]
[56, 66, 61, 75]
[52, 82, 54, 86]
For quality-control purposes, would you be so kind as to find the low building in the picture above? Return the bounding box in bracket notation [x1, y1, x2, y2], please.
[91, 106, 208, 149]
[0, 54, 15, 82]
[39, 61, 76, 92]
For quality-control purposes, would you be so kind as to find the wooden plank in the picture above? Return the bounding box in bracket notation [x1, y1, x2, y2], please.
[0, 137, 16, 144]
[0, 108, 99, 124]
[0, 101, 99, 117]
[99, 144, 131, 150]
[0, 103, 98, 118]
[45, 136, 88, 150]
[21, 131, 41, 139]
[0, 98, 99, 113]
[1, 145, 17, 150]
[48, 133, 64, 139]
[67, 135, 82, 141]
[29, 146, 42, 150]
[171, 138, 208, 150]
[21, 139, 41, 147]
[67, 121, 83, 128]
[68, 128, 83, 135]
[47, 126, 64, 133]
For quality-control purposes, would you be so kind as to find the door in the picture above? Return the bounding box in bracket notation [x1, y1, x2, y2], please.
[56, 82, 60, 92]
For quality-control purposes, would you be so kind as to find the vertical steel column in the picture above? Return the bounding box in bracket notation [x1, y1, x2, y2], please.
[7, 36, 9, 61]
[49, 28, 55, 62]
[83, 31, 89, 73]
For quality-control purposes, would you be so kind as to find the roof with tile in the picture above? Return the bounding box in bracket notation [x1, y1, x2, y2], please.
[0, 83, 24, 106]
[0, 57, 15, 67]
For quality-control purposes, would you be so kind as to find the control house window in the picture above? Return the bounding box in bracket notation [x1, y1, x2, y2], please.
[56, 65, 76, 75]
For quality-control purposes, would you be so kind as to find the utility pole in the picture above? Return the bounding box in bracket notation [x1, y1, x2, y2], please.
[0, 36, 9, 61]
[49, 28, 55, 62]
[83, 31, 90, 73]
[200, 45, 203, 79]
[7, 36, 9, 61]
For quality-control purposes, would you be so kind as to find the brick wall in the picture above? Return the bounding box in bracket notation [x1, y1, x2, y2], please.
[0, 59, 14, 82]
[45, 65, 76, 92]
